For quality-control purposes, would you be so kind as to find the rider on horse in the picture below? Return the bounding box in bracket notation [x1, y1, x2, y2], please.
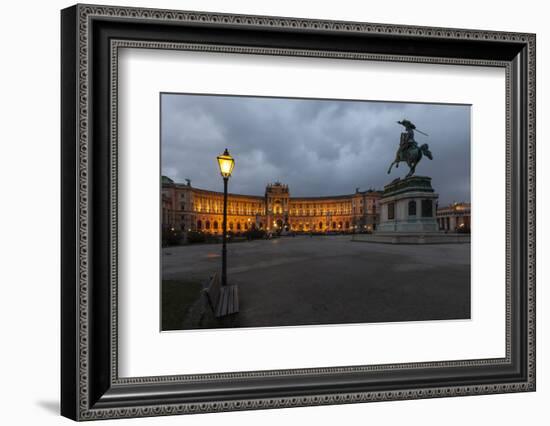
[387, 119, 433, 177]
[395, 119, 418, 162]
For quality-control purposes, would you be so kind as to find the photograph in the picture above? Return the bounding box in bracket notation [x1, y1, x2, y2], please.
[160, 93, 472, 331]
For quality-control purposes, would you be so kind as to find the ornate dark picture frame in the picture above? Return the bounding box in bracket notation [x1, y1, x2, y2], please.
[61, 4, 536, 421]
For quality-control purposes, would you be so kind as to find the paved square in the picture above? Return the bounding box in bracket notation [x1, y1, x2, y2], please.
[162, 235, 470, 329]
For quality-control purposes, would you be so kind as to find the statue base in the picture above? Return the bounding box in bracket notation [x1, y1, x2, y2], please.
[352, 176, 470, 244]
[352, 176, 469, 244]
[376, 176, 439, 233]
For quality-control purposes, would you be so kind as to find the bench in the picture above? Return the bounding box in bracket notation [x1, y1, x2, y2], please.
[204, 272, 239, 318]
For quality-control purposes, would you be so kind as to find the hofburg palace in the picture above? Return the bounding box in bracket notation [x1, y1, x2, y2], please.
[162, 177, 381, 234]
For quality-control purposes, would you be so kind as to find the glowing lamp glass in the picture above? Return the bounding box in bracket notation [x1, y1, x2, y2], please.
[217, 149, 235, 178]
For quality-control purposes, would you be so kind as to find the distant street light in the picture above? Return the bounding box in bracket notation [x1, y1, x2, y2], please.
[216, 148, 235, 287]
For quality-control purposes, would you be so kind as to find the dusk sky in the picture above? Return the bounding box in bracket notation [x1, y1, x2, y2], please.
[161, 93, 470, 205]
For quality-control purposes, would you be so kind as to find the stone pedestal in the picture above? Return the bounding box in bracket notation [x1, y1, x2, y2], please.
[377, 176, 439, 233]
[352, 176, 470, 244]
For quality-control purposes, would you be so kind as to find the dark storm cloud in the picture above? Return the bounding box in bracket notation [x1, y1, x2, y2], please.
[161, 94, 470, 205]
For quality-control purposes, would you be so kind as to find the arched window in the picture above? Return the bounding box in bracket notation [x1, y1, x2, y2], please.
[229, 222, 234, 230]
[338, 221, 343, 229]
[332, 221, 336, 229]
[388, 203, 395, 220]
[319, 221, 323, 229]
[237, 223, 241, 230]
[197, 220, 202, 230]
[345, 221, 349, 229]
[408, 200, 417, 216]
[205, 221, 210, 230]
[213, 221, 218, 230]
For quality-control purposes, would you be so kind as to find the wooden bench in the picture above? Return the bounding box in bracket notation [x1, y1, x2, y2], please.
[204, 272, 239, 318]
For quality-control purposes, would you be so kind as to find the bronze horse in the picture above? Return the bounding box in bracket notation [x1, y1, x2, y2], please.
[387, 140, 433, 178]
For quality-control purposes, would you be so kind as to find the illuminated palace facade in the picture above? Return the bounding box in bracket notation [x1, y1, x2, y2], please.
[162, 177, 381, 234]
[436, 202, 471, 232]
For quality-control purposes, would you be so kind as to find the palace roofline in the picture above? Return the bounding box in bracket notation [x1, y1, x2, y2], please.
[164, 181, 382, 199]
[167, 185, 264, 200]
[436, 202, 471, 212]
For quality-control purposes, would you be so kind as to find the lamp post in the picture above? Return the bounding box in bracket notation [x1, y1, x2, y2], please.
[216, 148, 235, 287]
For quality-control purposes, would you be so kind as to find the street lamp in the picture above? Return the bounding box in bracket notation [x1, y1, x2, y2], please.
[216, 148, 235, 287]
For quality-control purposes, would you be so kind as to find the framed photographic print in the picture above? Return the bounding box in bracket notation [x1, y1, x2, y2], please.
[61, 4, 536, 421]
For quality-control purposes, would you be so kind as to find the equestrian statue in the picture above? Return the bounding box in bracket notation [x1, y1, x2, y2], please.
[387, 119, 433, 178]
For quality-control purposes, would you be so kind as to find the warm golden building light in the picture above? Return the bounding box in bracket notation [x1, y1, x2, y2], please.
[162, 179, 382, 236]
[217, 148, 235, 178]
